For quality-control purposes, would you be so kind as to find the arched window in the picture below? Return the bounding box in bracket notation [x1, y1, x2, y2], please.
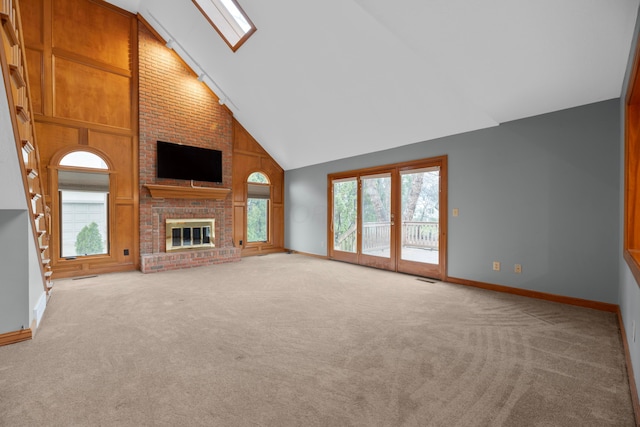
[59, 151, 108, 169]
[57, 150, 110, 258]
[247, 172, 270, 243]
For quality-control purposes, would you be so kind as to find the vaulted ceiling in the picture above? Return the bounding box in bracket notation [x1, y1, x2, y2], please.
[105, 0, 639, 170]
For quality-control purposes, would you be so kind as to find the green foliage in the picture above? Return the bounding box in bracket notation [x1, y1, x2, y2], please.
[248, 172, 268, 183]
[401, 171, 439, 222]
[247, 198, 268, 242]
[333, 180, 357, 243]
[331, 171, 440, 251]
[75, 222, 104, 255]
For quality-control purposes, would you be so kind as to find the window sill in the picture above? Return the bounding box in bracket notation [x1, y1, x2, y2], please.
[624, 249, 640, 286]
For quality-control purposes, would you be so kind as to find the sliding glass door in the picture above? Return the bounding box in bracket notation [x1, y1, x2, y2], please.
[359, 172, 395, 270]
[397, 166, 442, 278]
[328, 157, 446, 279]
[331, 177, 358, 263]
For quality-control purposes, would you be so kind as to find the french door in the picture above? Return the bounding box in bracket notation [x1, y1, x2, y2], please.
[329, 156, 447, 280]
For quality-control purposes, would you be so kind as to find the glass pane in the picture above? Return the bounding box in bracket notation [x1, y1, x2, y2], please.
[247, 198, 268, 242]
[60, 151, 108, 169]
[172, 228, 182, 247]
[332, 179, 357, 253]
[61, 190, 108, 257]
[248, 172, 268, 183]
[220, 0, 252, 32]
[361, 174, 391, 258]
[183, 228, 192, 246]
[400, 167, 440, 264]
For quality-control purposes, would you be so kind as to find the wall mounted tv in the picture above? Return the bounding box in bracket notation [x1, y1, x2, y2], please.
[156, 141, 223, 183]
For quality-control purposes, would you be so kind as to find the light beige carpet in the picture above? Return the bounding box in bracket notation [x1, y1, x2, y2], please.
[0, 253, 635, 426]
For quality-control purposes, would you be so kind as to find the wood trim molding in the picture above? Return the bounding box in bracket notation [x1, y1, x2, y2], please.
[0, 329, 32, 347]
[326, 155, 448, 279]
[625, 24, 640, 288]
[445, 276, 619, 312]
[617, 307, 640, 425]
[145, 184, 231, 200]
[625, 250, 640, 289]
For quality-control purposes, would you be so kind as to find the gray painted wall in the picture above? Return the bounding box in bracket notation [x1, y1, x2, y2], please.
[619, 2, 640, 404]
[285, 99, 620, 304]
[0, 65, 29, 211]
[0, 210, 29, 332]
[0, 61, 46, 333]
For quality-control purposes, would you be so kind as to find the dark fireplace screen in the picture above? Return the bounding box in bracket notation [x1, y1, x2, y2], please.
[166, 219, 215, 251]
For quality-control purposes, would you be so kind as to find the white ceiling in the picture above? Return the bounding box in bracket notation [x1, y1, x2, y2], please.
[106, 0, 639, 170]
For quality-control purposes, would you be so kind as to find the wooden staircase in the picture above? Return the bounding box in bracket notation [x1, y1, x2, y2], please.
[0, 0, 52, 293]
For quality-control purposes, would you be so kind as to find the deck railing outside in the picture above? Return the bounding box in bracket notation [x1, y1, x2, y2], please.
[335, 221, 438, 253]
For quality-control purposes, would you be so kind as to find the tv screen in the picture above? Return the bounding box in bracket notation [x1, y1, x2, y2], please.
[156, 141, 222, 183]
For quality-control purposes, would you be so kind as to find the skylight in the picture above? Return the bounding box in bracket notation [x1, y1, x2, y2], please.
[192, 0, 256, 52]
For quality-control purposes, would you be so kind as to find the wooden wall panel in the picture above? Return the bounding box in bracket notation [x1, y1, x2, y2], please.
[54, 57, 131, 128]
[25, 49, 43, 114]
[52, 0, 131, 70]
[262, 157, 283, 204]
[89, 131, 134, 198]
[272, 204, 284, 247]
[34, 122, 80, 189]
[23, 0, 139, 278]
[114, 203, 135, 264]
[20, 0, 43, 46]
[232, 154, 261, 202]
[234, 206, 245, 245]
[232, 119, 285, 255]
[234, 126, 268, 154]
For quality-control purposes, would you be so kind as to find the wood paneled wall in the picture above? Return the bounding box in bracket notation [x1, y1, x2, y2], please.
[21, 0, 138, 277]
[21, 0, 284, 272]
[233, 120, 285, 255]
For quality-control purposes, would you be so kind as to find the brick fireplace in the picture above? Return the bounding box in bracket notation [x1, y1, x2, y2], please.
[138, 24, 240, 273]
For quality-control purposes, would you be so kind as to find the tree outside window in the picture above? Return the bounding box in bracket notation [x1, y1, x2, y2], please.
[58, 151, 109, 258]
[247, 172, 269, 243]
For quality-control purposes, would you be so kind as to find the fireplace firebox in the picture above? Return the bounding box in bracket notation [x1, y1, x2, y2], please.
[165, 218, 215, 251]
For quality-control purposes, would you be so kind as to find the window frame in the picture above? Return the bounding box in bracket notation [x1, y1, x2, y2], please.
[625, 29, 640, 287]
[50, 149, 114, 263]
[191, 0, 257, 52]
[59, 186, 110, 258]
[246, 172, 271, 246]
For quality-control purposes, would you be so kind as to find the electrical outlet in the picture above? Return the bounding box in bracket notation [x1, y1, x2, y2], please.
[124, 249, 129, 256]
[453, 208, 459, 217]
[493, 261, 500, 271]
[514, 264, 522, 274]
[239, 240, 243, 246]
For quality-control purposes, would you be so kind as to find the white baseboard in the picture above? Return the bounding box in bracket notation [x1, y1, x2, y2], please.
[33, 290, 47, 328]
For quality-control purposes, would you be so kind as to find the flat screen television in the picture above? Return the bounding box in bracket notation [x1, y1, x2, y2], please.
[156, 141, 223, 183]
